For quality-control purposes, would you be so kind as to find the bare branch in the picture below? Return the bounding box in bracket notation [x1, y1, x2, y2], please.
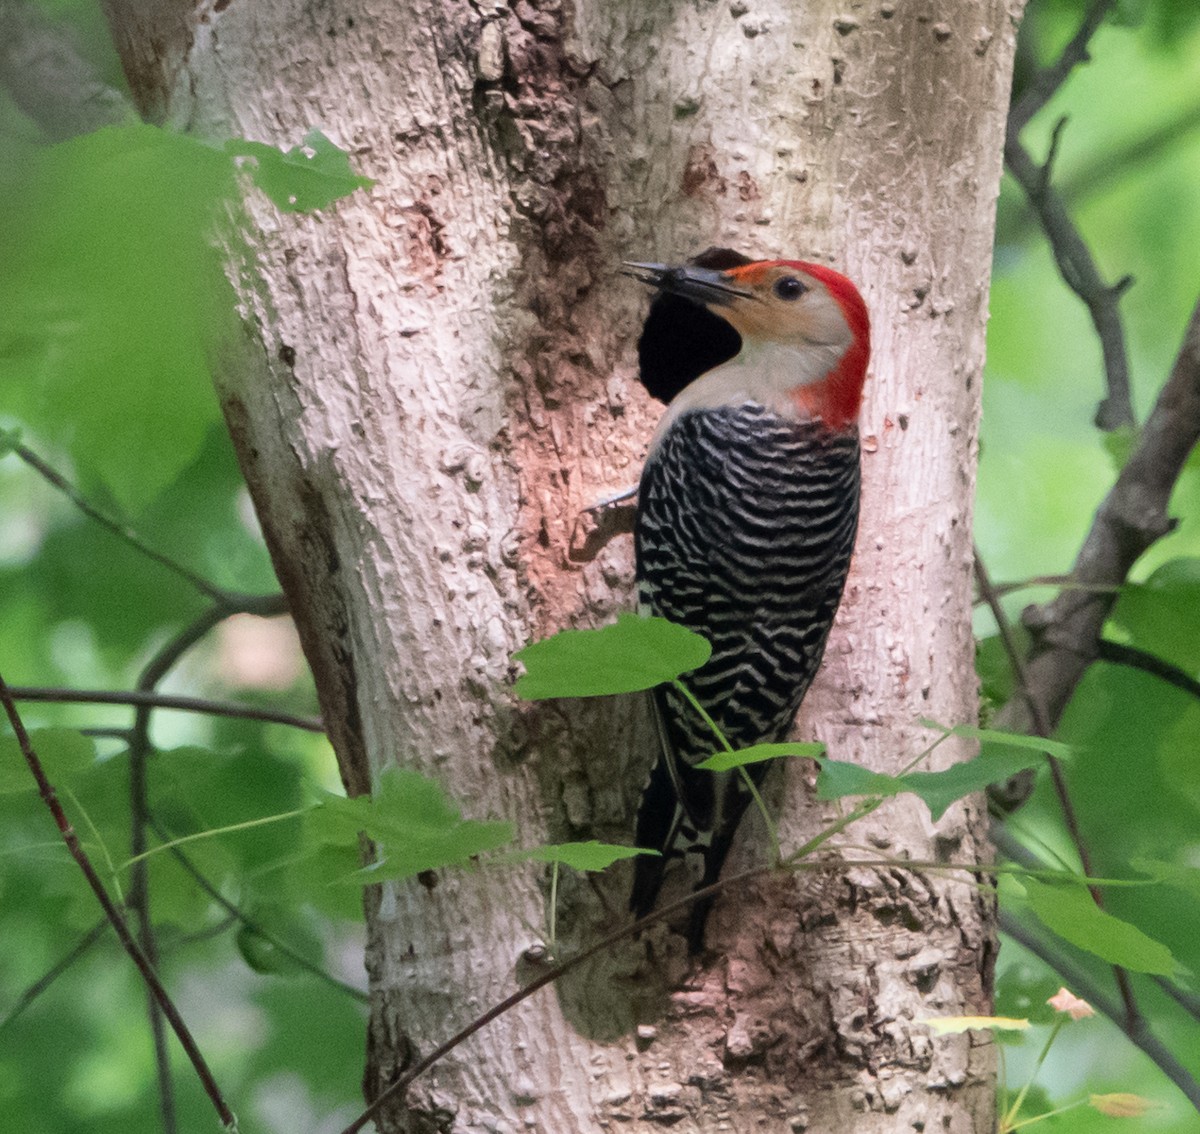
[1004, 133, 1134, 430]
[8, 685, 324, 732]
[1005, 0, 1132, 430]
[8, 441, 288, 616]
[1009, 0, 1118, 135]
[0, 674, 236, 1129]
[1004, 98, 1200, 242]
[1097, 641, 1200, 704]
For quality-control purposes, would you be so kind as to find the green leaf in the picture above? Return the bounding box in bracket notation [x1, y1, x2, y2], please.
[697, 741, 825, 773]
[235, 905, 324, 977]
[0, 123, 238, 514]
[0, 729, 96, 794]
[816, 759, 904, 800]
[904, 747, 1045, 821]
[922, 1015, 1030, 1036]
[309, 767, 513, 884]
[276, 842, 368, 921]
[1023, 878, 1180, 976]
[508, 841, 659, 871]
[920, 718, 1072, 761]
[514, 613, 711, 699]
[814, 746, 1044, 821]
[228, 130, 374, 213]
[1109, 558, 1200, 673]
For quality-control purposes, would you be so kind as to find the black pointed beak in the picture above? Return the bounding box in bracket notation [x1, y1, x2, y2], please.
[622, 261, 753, 306]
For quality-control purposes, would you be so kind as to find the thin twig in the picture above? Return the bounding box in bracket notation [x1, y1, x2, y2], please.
[8, 685, 324, 732]
[975, 546, 1140, 1028]
[1004, 0, 1132, 430]
[1004, 134, 1133, 430]
[0, 918, 109, 1032]
[1008, 0, 1119, 135]
[0, 673, 237, 1129]
[339, 866, 770, 1134]
[128, 609, 235, 1133]
[10, 442, 227, 605]
[1005, 98, 1200, 242]
[999, 909, 1200, 1111]
[6, 442, 289, 617]
[176, 913, 240, 946]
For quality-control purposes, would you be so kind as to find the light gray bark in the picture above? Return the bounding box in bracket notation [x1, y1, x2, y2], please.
[102, 0, 1024, 1129]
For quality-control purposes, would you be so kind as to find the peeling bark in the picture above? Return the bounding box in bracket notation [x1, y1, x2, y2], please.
[102, 0, 1023, 1129]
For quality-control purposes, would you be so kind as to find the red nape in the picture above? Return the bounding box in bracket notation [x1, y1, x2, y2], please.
[787, 260, 871, 431]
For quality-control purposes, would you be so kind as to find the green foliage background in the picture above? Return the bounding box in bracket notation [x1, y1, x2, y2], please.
[979, 5, 1200, 1129]
[1, 1, 1199, 1131]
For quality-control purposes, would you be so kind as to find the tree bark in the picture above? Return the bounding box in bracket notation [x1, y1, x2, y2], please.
[103, 0, 1024, 1130]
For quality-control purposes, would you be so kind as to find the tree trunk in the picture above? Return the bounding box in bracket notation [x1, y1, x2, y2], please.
[103, 0, 1023, 1129]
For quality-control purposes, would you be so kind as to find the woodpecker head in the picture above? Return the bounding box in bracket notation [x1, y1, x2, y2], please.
[627, 249, 870, 432]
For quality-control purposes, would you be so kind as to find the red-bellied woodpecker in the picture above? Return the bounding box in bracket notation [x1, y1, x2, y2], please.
[625, 248, 871, 945]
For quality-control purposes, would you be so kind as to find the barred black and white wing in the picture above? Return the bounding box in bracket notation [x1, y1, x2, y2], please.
[630, 403, 861, 931]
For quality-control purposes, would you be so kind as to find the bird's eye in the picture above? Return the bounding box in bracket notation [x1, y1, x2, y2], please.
[773, 276, 807, 301]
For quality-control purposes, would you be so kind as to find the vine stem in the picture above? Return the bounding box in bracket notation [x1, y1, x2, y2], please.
[121, 807, 311, 871]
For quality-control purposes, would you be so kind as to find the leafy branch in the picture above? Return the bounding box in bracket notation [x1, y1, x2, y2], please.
[2, 437, 312, 1131]
[0, 675, 237, 1130]
[989, 0, 1200, 1072]
[11, 596, 1179, 1132]
[335, 611, 1184, 1133]
[999, 910, 1200, 1112]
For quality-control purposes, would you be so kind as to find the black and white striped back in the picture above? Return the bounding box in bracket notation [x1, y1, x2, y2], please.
[631, 402, 860, 922]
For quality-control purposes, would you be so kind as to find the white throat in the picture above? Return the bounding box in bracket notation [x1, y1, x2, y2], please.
[647, 338, 842, 456]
